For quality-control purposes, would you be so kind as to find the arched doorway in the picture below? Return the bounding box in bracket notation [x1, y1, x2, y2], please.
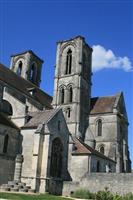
[50, 138, 63, 178]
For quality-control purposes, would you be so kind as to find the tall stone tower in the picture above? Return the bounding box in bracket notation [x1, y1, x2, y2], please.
[53, 36, 93, 140]
[10, 50, 43, 87]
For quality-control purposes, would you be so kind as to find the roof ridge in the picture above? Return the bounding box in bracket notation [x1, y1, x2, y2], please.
[75, 138, 116, 162]
[44, 107, 61, 124]
[90, 94, 118, 115]
[77, 138, 93, 151]
[91, 94, 117, 99]
[0, 63, 52, 98]
[22, 108, 60, 129]
[0, 63, 52, 108]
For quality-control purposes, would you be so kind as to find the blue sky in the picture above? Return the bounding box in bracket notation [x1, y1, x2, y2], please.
[0, 0, 133, 165]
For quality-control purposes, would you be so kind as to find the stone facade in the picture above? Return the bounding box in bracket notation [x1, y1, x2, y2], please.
[89, 94, 131, 173]
[63, 173, 133, 196]
[20, 109, 69, 193]
[0, 35, 132, 195]
[53, 36, 92, 139]
[69, 154, 116, 182]
[0, 116, 20, 185]
[52, 36, 131, 177]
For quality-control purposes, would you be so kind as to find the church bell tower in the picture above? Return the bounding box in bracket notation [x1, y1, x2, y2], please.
[10, 50, 43, 87]
[53, 36, 93, 140]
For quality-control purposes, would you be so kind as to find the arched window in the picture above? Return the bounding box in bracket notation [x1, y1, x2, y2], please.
[29, 63, 36, 82]
[50, 138, 63, 178]
[59, 88, 65, 104]
[66, 107, 71, 118]
[69, 87, 73, 102]
[3, 134, 9, 153]
[66, 49, 72, 74]
[96, 161, 100, 172]
[96, 119, 102, 136]
[99, 146, 104, 154]
[68, 86, 73, 102]
[17, 61, 22, 76]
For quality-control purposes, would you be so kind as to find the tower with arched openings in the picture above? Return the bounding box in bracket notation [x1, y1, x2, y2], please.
[53, 36, 92, 140]
[10, 50, 43, 87]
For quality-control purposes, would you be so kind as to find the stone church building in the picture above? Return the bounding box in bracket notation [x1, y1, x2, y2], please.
[0, 36, 132, 195]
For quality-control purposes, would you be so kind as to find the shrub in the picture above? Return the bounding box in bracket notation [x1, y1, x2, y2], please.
[95, 190, 114, 200]
[70, 188, 133, 200]
[113, 194, 123, 200]
[95, 190, 123, 200]
[123, 193, 133, 200]
[95, 191, 133, 200]
[71, 188, 95, 199]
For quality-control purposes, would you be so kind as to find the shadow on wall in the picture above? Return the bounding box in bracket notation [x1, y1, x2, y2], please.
[1, 100, 13, 116]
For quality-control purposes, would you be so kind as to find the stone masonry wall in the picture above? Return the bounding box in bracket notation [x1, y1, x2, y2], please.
[63, 173, 133, 196]
[0, 157, 15, 185]
[0, 124, 20, 185]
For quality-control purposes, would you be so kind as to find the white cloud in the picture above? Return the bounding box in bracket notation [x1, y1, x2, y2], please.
[92, 45, 132, 72]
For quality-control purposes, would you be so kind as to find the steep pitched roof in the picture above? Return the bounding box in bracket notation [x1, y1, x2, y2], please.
[0, 112, 19, 129]
[90, 95, 117, 114]
[22, 108, 59, 129]
[0, 63, 52, 109]
[72, 138, 116, 162]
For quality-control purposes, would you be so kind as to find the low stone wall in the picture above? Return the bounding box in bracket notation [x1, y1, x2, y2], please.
[63, 173, 133, 196]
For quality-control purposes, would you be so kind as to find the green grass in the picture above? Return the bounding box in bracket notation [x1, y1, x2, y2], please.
[70, 188, 133, 200]
[0, 192, 72, 200]
[1, 191, 133, 200]
[71, 188, 95, 199]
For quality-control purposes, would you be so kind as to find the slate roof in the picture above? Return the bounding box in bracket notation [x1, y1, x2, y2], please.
[22, 108, 59, 129]
[72, 138, 116, 163]
[90, 96, 117, 115]
[0, 63, 52, 109]
[0, 112, 19, 129]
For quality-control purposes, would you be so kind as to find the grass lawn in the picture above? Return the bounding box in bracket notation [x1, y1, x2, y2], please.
[0, 192, 72, 200]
